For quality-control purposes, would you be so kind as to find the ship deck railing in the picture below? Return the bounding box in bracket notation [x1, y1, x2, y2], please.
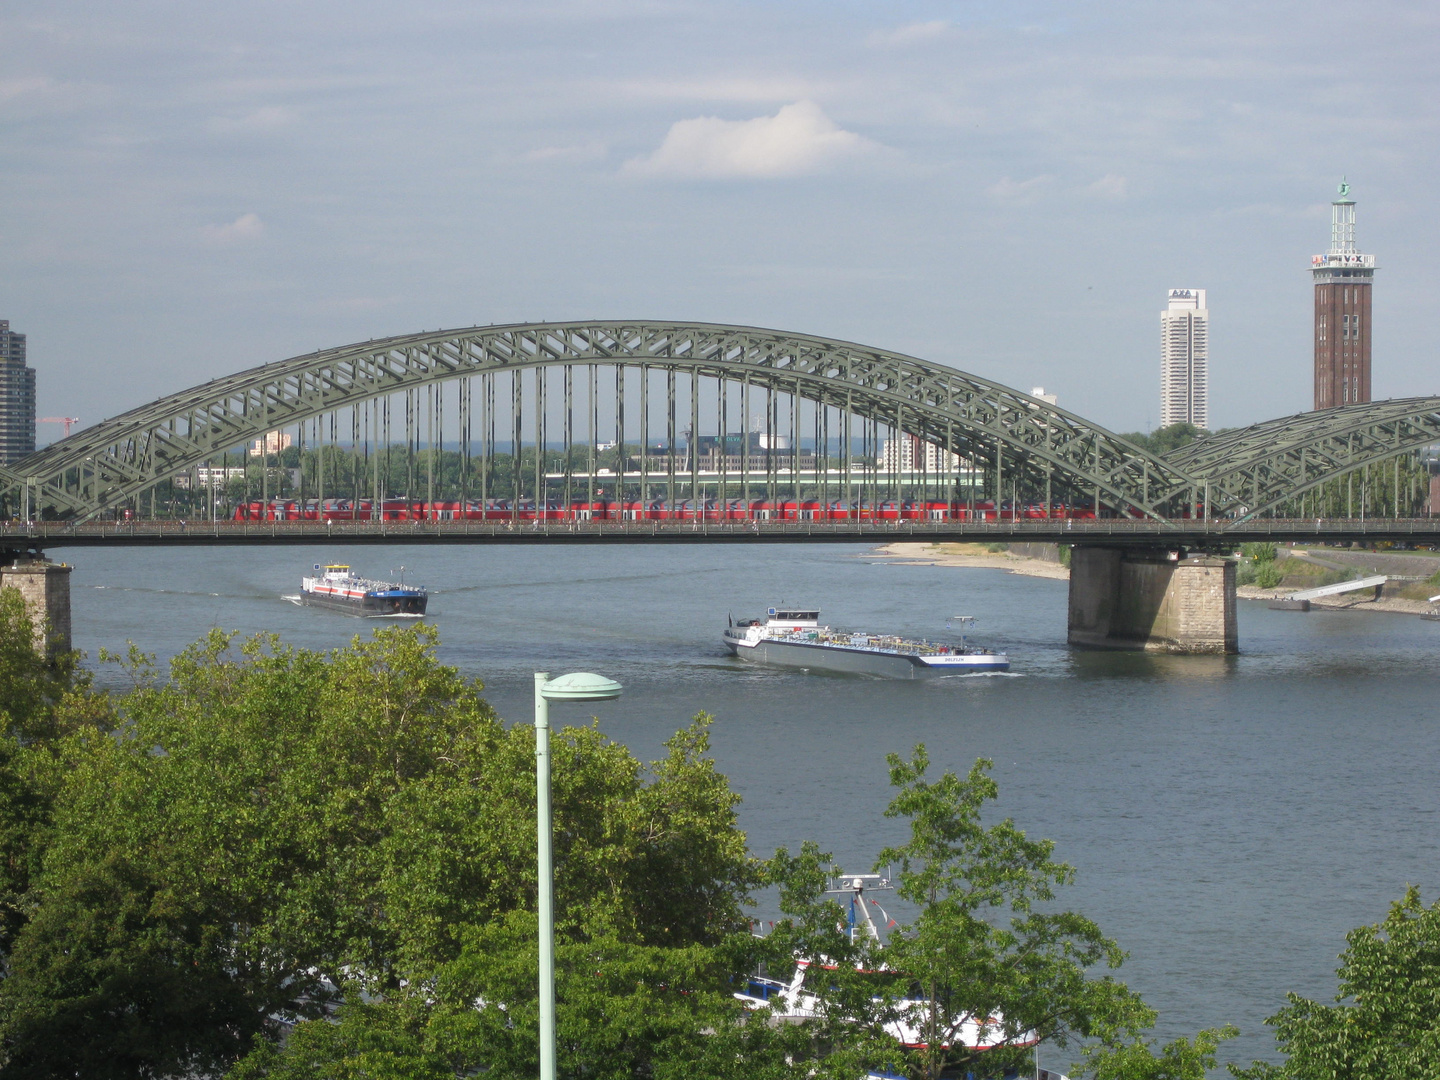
[766, 630, 987, 657]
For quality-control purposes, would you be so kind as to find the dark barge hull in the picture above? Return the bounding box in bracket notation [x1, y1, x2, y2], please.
[301, 589, 427, 617]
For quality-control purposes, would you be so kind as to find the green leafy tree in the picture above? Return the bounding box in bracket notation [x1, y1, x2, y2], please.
[875, 749, 1155, 1080]
[1239, 543, 1278, 563]
[0, 626, 757, 1078]
[764, 749, 1158, 1080]
[0, 586, 110, 959]
[1253, 561, 1285, 589]
[1085, 1026, 1238, 1079]
[1119, 424, 1210, 457]
[1230, 887, 1440, 1080]
[230, 915, 791, 1080]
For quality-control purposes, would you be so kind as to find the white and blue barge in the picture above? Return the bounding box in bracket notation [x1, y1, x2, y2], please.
[723, 608, 1007, 678]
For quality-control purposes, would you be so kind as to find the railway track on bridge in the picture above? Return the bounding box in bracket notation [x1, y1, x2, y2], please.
[4, 518, 1439, 550]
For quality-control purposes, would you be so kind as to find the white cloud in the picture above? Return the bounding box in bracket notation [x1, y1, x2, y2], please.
[986, 174, 1056, 204]
[609, 76, 822, 104]
[868, 20, 950, 47]
[200, 212, 264, 244]
[623, 101, 882, 180]
[522, 141, 607, 164]
[0, 76, 54, 103]
[206, 106, 296, 134]
[1085, 173, 1129, 199]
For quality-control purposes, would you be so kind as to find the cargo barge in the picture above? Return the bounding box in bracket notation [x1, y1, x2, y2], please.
[300, 564, 427, 617]
[723, 608, 1007, 678]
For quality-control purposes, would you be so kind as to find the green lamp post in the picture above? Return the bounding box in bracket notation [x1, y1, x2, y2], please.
[534, 671, 623, 1080]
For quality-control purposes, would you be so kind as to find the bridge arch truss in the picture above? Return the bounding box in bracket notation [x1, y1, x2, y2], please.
[3, 322, 1204, 522]
[1164, 398, 1440, 522]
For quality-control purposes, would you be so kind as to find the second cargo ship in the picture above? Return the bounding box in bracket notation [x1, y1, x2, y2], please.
[723, 608, 1007, 678]
[300, 564, 428, 617]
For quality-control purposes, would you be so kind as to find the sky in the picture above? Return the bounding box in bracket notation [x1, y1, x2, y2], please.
[2, 0, 1438, 439]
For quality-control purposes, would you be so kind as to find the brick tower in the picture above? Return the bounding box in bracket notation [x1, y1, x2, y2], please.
[1312, 180, 1375, 410]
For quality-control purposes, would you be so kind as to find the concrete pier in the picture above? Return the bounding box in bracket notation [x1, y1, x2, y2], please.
[1068, 546, 1236, 654]
[0, 560, 73, 658]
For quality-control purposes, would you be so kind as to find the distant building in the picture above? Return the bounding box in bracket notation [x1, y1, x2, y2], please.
[1312, 180, 1376, 409]
[1029, 387, 1059, 406]
[172, 466, 247, 490]
[881, 434, 962, 474]
[686, 432, 804, 472]
[1160, 289, 1209, 429]
[0, 320, 36, 465]
[249, 430, 294, 457]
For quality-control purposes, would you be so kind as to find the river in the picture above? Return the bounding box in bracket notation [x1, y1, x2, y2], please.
[56, 541, 1440, 1071]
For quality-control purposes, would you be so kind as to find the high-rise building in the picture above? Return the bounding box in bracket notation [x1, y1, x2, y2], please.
[249, 430, 294, 457]
[0, 320, 36, 465]
[1160, 289, 1209, 429]
[1312, 180, 1375, 409]
[881, 433, 963, 475]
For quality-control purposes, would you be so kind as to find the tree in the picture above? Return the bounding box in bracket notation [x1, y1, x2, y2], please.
[1085, 1026, 1238, 1080]
[764, 748, 1157, 1080]
[1118, 424, 1210, 457]
[0, 586, 109, 960]
[876, 749, 1155, 1079]
[1230, 887, 1440, 1080]
[0, 626, 758, 1077]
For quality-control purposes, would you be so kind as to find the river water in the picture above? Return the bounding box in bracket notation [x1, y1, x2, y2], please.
[56, 542, 1440, 1071]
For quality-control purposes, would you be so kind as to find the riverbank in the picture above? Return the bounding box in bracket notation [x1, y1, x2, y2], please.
[866, 542, 1070, 580]
[1238, 546, 1440, 617]
[869, 543, 1439, 616]
[1235, 582, 1438, 616]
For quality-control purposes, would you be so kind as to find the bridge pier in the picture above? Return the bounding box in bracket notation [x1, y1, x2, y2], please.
[1067, 546, 1236, 654]
[0, 557, 72, 658]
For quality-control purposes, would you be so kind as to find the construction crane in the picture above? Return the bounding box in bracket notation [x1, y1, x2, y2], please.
[38, 417, 80, 437]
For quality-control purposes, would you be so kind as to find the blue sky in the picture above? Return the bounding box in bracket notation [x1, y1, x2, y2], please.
[2, 0, 1436, 435]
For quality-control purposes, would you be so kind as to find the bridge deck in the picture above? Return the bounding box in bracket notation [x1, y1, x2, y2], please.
[2, 518, 1439, 550]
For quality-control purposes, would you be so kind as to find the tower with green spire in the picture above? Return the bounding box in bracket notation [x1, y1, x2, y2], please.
[1311, 178, 1376, 409]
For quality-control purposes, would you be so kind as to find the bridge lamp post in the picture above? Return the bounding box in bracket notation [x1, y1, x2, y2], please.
[533, 670, 623, 1080]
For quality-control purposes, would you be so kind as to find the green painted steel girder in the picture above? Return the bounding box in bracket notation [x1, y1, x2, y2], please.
[7, 321, 1201, 522]
[1164, 397, 1440, 522]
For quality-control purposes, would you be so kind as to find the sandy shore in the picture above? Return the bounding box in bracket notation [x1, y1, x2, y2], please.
[865, 542, 1070, 580]
[1235, 583, 1438, 616]
[871, 545, 1437, 616]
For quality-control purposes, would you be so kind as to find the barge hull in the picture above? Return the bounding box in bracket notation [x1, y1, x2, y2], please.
[729, 639, 1003, 679]
[301, 590, 427, 617]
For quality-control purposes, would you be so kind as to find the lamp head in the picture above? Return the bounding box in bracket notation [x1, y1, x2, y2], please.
[540, 672, 623, 702]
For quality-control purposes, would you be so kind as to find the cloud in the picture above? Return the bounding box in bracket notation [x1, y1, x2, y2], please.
[986, 174, 1056, 205]
[308, 295, 398, 315]
[623, 101, 882, 180]
[1085, 173, 1129, 199]
[868, 20, 950, 47]
[608, 76, 822, 104]
[200, 213, 264, 244]
[0, 76, 54, 103]
[206, 106, 296, 134]
[522, 141, 607, 164]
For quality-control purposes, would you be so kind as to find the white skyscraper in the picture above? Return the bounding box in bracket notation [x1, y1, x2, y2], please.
[1160, 289, 1208, 429]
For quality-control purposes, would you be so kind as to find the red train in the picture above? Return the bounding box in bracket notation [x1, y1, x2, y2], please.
[231, 497, 1103, 523]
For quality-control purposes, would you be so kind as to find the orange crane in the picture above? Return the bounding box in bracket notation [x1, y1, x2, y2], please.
[38, 417, 80, 437]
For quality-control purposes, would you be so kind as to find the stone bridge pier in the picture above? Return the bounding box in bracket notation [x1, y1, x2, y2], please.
[0, 553, 72, 658]
[1067, 546, 1236, 654]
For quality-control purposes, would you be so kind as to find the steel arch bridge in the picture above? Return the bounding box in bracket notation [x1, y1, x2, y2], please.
[1165, 398, 1440, 520]
[2, 320, 1436, 527]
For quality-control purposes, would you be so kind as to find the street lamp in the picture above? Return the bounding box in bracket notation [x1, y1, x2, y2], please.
[534, 671, 622, 1080]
